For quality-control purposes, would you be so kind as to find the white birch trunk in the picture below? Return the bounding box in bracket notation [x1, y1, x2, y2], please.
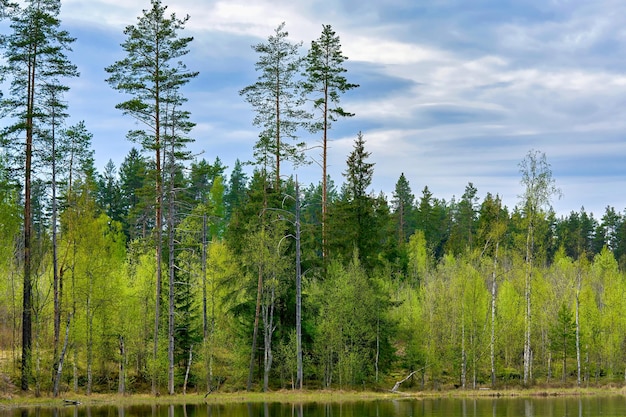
[490, 241, 499, 387]
[575, 267, 581, 386]
[183, 345, 193, 394]
[461, 320, 466, 389]
[53, 315, 71, 397]
[523, 221, 533, 385]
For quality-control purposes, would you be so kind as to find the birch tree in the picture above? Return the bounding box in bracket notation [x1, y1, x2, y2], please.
[477, 193, 507, 386]
[518, 150, 560, 385]
[242, 226, 288, 391]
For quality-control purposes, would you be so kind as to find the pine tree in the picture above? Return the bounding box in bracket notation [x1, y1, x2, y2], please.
[0, 0, 77, 391]
[240, 22, 308, 190]
[60, 121, 94, 197]
[105, 0, 197, 394]
[303, 24, 358, 260]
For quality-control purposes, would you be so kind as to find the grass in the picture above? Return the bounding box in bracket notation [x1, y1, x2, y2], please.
[1, 386, 625, 410]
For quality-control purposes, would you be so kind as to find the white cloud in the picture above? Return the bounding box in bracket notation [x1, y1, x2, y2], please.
[43, 0, 626, 216]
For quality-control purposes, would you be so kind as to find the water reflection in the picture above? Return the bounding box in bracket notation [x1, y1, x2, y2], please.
[3, 396, 626, 417]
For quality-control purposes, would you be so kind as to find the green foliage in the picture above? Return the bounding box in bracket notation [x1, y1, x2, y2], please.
[0, 0, 78, 142]
[549, 303, 576, 381]
[0, 0, 79, 391]
[224, 159, 248, 220]
[119, 148, 152, 240]
[407, 230, 430, 286]
[327, 132, 394, 270]
[302, 24, 358, 130]
[2, 4, 626, 393]
[391, 173, 415, 245]
[447, 182, 479, 255]
[0, 156, 21, 259]
[310, 256, 382, 388]
[240, 22, 308, 183]
[105, 0, 197, 150]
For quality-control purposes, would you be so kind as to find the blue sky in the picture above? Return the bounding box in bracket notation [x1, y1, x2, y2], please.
[46, 0, 626, 217]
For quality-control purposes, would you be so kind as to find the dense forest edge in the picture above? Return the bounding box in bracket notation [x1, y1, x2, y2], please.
[2, 0, 626, 399]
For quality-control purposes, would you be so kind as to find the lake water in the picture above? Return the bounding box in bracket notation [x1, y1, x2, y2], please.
[3, 396, 626, 417]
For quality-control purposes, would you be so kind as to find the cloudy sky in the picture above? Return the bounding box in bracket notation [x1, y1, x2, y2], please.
[35, 0, 626, 216]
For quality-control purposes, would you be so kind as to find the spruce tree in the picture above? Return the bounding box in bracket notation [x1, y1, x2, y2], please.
[549, 303, 576, 382]
[225, 159, 248, 220]
[328, 132, 386, 269]
[391, 173, 415, 245]
[119, 148, 151, 239]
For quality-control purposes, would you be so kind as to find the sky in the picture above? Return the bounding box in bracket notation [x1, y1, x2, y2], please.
[28, 0, 626, 217]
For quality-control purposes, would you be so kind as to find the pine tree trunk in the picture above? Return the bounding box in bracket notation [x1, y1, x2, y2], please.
[295, 181, 303, 389]
[321, 88, 329, 261]
[202, 215, 209, 390]
[375, 315, 380, 383]
[152, 79, 163, 396]
[168, 174, 175, 395]
[21, 53, 36, 393]
[51, 128, 60, 389]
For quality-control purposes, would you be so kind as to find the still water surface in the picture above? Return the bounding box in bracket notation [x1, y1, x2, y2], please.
[3, 396, 626, 417]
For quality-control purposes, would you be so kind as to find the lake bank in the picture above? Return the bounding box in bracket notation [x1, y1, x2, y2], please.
[1, 386, 625, 409]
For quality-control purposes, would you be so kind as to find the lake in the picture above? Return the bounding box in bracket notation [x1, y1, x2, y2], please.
[3, 396, 626, 417]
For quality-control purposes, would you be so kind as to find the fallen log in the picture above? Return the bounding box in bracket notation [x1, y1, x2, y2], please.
[391, 370, 417, 393]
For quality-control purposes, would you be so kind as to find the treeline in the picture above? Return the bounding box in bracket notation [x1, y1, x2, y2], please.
[3, 140, 626, 393]
[1, 0, 626, 397]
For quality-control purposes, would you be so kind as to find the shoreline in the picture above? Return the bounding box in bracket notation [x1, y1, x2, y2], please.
[1, 387, 625, 409]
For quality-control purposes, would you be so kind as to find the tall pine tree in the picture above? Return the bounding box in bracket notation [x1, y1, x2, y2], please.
[0, 0, 77, 391]
[240, 22, 308, 190]
[105, 0, 198, 394]
[303, 24, 358, 260]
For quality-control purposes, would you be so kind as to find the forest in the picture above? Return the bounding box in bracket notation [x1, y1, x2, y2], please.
[2, 0, 626, 397]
